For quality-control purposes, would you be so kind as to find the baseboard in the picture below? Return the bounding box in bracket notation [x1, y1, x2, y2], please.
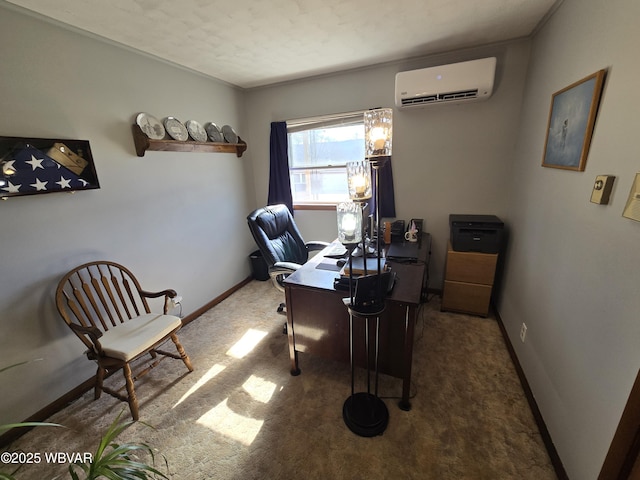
[492, 305, 569, 480]
[0, 275, 254, 448]
[0, 376, 96, 447]
[181, 276, 253, 326]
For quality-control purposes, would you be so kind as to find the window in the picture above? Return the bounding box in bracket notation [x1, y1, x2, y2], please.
[287, 112, 364, 206]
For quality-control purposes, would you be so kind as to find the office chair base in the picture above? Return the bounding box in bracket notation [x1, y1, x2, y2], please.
[343, 392, 388, 437]
[277, 303, 286, 314]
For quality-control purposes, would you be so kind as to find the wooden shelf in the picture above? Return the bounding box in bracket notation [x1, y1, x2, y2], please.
[131, 124, 247, 158]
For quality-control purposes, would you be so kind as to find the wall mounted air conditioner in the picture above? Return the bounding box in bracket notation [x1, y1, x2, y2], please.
[395, 57, 497, 108]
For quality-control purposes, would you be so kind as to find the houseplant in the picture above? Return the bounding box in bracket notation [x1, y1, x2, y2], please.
[1, 362, 168, 480]
[68, 410, 168, 480]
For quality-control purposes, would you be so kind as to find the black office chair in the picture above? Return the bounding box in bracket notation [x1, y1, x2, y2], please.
[247, 204, 329, 317]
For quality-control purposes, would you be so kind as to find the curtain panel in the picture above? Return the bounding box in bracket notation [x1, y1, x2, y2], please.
[371, 159, 396, 219]
[267, 121, 293, 214]
[268, 112, 396, 218]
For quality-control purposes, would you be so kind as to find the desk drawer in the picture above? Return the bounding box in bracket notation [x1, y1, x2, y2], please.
[445, 247, 497, 284]
[441, 280, 492, 316]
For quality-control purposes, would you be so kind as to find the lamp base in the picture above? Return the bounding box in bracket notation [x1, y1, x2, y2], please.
[342, 392, 389, 437]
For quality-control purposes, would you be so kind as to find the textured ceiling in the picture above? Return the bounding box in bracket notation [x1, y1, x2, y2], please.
[5, 0, 559, 89]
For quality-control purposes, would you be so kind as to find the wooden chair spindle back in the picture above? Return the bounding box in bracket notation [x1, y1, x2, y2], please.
[56, 261, 152, 348]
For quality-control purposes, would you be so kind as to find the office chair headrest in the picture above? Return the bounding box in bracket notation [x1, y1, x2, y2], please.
[247, 204, 308, 267]
[255, 205, 291, 239]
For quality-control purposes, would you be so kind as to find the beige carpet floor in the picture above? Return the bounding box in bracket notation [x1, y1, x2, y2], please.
[6, 280, 556, 479]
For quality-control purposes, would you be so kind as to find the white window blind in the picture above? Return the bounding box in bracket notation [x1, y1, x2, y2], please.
[287, 111, 365, 205]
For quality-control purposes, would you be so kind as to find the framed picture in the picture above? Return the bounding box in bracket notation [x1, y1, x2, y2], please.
[0, 136, 100, 199]
[542, 69, 606, 171]
[622, 173, 640, 222]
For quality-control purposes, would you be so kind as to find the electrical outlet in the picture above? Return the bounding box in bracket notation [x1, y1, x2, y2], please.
[520, 323, 527, 343]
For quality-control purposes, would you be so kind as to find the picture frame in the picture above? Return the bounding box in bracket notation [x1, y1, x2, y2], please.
[622, 173, 640, 222]
[0, 136, 100, 199]
[542, 69, 606, 171]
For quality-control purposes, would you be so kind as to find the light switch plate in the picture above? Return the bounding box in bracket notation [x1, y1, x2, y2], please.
[623, 173, 640, 222]
[590, 175, 615, 204]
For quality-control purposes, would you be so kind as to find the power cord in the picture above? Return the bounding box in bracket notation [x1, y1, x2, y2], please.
[166, 295, 183, 318]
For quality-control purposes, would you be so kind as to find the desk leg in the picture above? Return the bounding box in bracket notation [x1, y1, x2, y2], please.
[285, 287, 301, 376]
[399, 304, 415, 411]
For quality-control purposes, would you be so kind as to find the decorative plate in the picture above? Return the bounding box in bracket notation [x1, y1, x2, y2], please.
[163, 117, 189, 141]
[186, 120, 207, 142]
[205, 122, 225, 143]
[136, 112, 165, 140]
[221, 124, 239, 144]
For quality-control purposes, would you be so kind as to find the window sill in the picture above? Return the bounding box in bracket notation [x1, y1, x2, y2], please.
[293, 203, 338, 211]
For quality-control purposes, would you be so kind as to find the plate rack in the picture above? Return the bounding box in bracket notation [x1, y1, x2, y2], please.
[131, 124, 247, 157]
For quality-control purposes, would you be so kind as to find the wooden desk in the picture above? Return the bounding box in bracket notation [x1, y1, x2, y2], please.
[283, 233, 431, 410]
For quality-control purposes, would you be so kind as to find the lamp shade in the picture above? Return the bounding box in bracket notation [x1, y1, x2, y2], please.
[346, 161, 372, 201]
[337, 202, 362, 245]
[364, 108, 393, 158]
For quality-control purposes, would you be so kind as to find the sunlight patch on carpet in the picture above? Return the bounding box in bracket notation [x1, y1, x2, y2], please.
[226, 328, 268, 359]
[197, 399, 264, 445]
[243, 374, 277, 403]
[173, 363, 226, 408]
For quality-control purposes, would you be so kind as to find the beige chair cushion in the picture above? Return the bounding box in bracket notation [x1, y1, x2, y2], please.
[99, 314, 182, 361]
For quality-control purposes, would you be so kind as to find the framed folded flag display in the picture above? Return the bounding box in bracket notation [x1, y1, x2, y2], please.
[0, 136, 100, 199]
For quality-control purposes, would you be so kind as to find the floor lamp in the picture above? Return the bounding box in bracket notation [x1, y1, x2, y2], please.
[337, 108, 393, 437]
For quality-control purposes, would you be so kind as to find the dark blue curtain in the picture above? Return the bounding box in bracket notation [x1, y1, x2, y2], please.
[371, 158, 396, 219]
[267, 121, 293, 214]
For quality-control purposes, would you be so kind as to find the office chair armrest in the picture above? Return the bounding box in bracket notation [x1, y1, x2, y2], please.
[269, 262, 302, 293]
[271, 262, 302, 273]
[306, 241, 330, 252]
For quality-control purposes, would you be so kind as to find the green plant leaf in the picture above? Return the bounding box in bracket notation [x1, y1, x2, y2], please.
[0, 422, 62, 434]
[0, 359, 44, 374]
[68, 409, 168, 480]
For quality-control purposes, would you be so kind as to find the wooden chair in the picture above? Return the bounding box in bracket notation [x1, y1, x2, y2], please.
[55, 261, 194, 420]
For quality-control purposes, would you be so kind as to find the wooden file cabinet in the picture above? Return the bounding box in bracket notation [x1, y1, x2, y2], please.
[441, 241, 498, 317]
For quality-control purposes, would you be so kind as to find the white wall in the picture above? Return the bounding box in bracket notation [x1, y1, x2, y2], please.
[500, 0, 640, 478]
[245, 41, 531, 289]
[0, 5, 256, 425]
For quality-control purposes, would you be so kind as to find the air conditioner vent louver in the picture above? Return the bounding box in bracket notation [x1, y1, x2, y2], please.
[395, 57, 496, 108]
[401, 89, 479, 106]
[440, 89, 478, 101]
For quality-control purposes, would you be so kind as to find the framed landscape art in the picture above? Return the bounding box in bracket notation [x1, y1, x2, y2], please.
[542, 69, 606, 171]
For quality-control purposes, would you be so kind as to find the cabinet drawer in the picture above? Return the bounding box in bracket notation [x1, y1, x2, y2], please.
[445, 247, 498, 285]
[441, 280, 492, 316]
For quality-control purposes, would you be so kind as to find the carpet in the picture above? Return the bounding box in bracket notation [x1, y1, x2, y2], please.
[5, 280, 556, 479]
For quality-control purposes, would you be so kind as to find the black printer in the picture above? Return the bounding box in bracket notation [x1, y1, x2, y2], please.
[449, 214, 504, 254]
